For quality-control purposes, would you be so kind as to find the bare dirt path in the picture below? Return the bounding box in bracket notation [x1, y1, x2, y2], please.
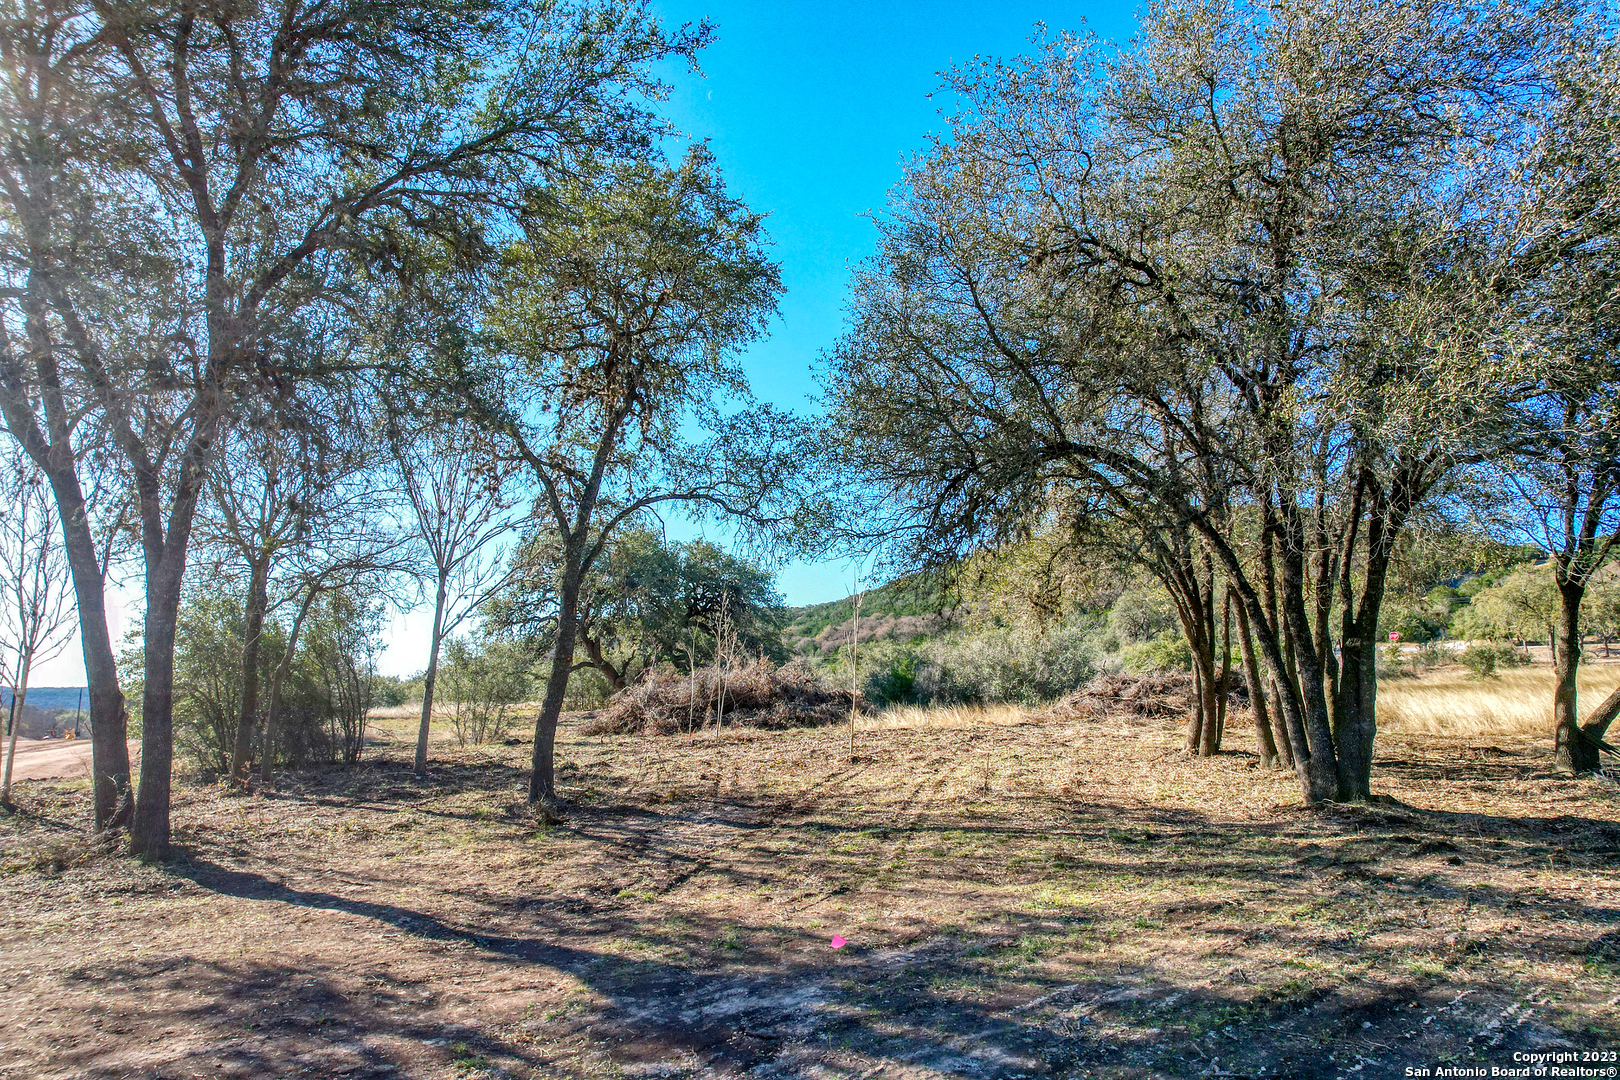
[0, 715, 1614, 1079]
[0, 738, 139, 782]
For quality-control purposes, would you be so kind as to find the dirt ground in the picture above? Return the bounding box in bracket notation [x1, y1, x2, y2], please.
[0, 711, 1615, 1080]
[1, 737, 140, 783]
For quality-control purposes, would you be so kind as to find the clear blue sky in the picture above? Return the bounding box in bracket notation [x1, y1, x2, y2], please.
[648, 0, 1140, 605]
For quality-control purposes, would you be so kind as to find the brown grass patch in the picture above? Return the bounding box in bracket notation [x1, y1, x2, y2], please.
[1378, 665, 1620, 736]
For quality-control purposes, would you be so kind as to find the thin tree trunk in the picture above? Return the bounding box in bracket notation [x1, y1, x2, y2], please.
[1197, 648, 1219, 755]
[229, 557, 270, 783]
[41, 460, 130, 828]
[0, 669, 27, 803]
[1553, 577, 1596, 773]
[530, 542, 584, 807]
[259, 587, 319, 783]
[1214, 585, 1232, 750]
[1235, 599, 1280, 768]
[414, 572, 450, 777]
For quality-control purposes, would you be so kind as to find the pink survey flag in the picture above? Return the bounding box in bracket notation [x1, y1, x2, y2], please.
[830, 935, 847, 949]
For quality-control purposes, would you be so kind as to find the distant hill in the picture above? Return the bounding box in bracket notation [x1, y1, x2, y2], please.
[784, 575, 956, 656]
[0, 687, 87, 712]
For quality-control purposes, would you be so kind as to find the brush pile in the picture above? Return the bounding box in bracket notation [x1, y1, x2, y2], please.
[585, 659, 868, 735]
[1037, 670, 1250, 723]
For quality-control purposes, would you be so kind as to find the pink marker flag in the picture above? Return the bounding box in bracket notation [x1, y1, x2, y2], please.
[830, 935, 847, 949]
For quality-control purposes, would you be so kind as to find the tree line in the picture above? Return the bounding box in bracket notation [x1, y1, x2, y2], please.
[3, 0, 1618, 858]
[0, 0, 803, 856]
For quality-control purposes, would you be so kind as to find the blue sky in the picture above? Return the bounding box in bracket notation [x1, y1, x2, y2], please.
[646, 0, 1140, 605]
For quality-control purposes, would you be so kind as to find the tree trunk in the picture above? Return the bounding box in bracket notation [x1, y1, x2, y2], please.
[1, 270, 133, 829]
[1235, 598, 1280, 768]
[1213, 586, 1232, 750]
[229, 557, 270, 783]
[1574, 681, 1620, 764]
[1552, 577, 1596, 773]
[1279, 520, 1339, 802]
[414, 572, 450, 777]
[1187, 660, 1205, 753]
[0, 673, 27, 803]
[530, 543, 585, 806]
[41, 459, 131, 828]
[1331, 501, 1401, 803]
[1197, 645, 1220, 756]
[131, 551, 189, 859]
[580, 631, 627, 692]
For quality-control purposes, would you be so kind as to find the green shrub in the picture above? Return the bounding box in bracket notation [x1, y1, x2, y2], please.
[1459, 640, 1524, 679]
[440, 638, 534, 745]
[1378, 641, 1413, 679]
[1118, 634, 1193, 674]
[867, 653, 918, 705]
[895, 619, 1099, 706]
[1413, 642, 1451, 670]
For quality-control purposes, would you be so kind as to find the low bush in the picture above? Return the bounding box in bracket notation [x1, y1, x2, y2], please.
[1117, 634, 1193, 674]
[1459, 640, 1527, 679]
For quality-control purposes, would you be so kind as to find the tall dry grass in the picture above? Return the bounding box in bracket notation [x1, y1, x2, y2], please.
[1376, 666, 1620, 736]
[858, 704, 1028, 731]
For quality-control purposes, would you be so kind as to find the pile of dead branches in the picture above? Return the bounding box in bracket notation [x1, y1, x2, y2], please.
[586, 659, 868, 735]
[1037, 672, 1195, 721]
[1037, 670, 1250, 723]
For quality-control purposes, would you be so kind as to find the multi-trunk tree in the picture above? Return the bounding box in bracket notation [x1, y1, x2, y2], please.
[822, 0, 1577, 803]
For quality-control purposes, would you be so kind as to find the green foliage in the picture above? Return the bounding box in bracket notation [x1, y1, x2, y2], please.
[369, 674, 417, 708]
[867, 653, 918, 705]
[1118, 635, 1194, 675]
[1449, 564, 1558, 644]
[1413, 642, 1452, 671]
[127, 578, 385, 772]
[1108, 583, 1179, 649]
[489, 526, 786, 688]
[1458, 641, 1528, 679]
[861, 619, 1099, 706]
[440, 638, 533, 745]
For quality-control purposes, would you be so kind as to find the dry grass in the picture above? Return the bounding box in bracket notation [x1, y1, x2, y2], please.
[0, 704, 1616, 1080]
[857, 702, 1027, 730]
[1377, 664, 1620, 736]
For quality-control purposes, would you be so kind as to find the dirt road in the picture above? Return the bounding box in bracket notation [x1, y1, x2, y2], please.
[1, 737, 138, 781]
